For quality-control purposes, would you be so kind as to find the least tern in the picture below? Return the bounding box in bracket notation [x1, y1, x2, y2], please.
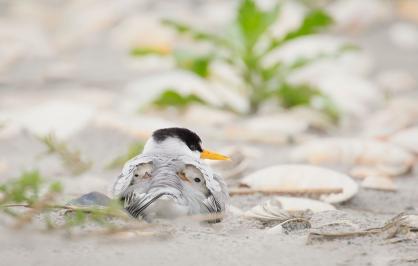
[112, 128, 230, 222]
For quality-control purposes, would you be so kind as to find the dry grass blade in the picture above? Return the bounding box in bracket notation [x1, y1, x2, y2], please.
[2, 203, 132, 221]
[12, 192, 58, 229]
[307, 213, 418, 244]
[40, 134, 92, 175]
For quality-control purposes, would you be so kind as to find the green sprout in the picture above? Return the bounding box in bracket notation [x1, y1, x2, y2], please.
[131, 0, 349, 121]
[152, 90, 206, 109]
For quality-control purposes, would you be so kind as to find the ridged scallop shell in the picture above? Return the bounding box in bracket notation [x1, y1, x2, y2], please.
[240, 164, 358, 203]
[290, 138, 414, 176]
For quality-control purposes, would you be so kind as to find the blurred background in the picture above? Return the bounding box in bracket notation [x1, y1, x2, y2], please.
[1, 0, 418, 265]
[0, 0, 418, 218]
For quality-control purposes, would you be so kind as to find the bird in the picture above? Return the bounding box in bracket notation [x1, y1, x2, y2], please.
[112, 127, 230, 222]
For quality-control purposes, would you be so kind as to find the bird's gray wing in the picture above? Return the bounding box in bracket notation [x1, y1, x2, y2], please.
[112, 154, 154, 197]
[178, 156, 229, 212]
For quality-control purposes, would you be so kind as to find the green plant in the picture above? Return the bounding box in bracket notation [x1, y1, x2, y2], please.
[0, 171, 151, 236]
[131, 0, 348, 120]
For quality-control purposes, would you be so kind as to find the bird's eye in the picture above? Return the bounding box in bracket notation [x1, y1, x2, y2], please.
[194, 177, 201, 183]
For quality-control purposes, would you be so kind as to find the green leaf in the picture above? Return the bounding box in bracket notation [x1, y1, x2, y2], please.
[49, 181, 63, 193]
[130, 47, 170, 57]
[152, 89, 206, 109]
[173, 50, 212, 78]
[277, 83, 339, 121]
[162, 19, 229, 48]
[0, 170, 43, 204]
[237, 0, 280, 49]
[107, 141, 145, 169]
[283, 9, 333, 41]
[268, 9, 333, 51]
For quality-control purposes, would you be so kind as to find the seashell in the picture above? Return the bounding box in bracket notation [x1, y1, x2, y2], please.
[389, 127, 418, 154]
[109, 15, 175, 51]
[245, 196, 335, 222]
[375, 69, 417, 94]
[328, 0, 390, 32]
[244, 198, 295, 222]
[399, 215, 418, 229]
[349, 166, 384, 180]
[182, 105, 237, 127]
[396, 0, 418, 23]
[224, 114, 308, 144]
[271, 196, 336, 212]
[267, 218, 311, 234]
[388, 22, 418, 50]
[361, 176, 397, 192]
[241, 165, 358, 203]
[290, 138, 414, 176]
[364, 98, 418, 138]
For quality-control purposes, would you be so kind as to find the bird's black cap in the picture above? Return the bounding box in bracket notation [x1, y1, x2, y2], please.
[152, 127, 203, 152]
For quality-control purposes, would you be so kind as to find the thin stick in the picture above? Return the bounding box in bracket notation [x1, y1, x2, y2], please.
[1, 203, 131, 220]
[229, 187, 343, 196]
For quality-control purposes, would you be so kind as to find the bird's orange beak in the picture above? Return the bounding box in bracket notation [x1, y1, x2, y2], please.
[200, 149, 230, 161]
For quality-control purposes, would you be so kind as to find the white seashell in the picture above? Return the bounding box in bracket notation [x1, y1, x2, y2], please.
[182, 105, 237, 127]
[349, 166, 385, 180]
[224, 114, 308, 144]
[364, 98, 418, 138]
[244, 198, 294, 222]
[267, 218, 311, 234]
[272, 196, 336, 212]
[375, 69, 417, 94]
[361, 176, 397, 192]
[240, 165, 358, 203]
[245, 196, 335, 223]
[328, 0, 390, 31]
[389, 127, 418, 154]
[291, 138, 414, 176]
[388, 22, 418, 50]
[399, 215, 418, 229]
[109, 15, 175, 51]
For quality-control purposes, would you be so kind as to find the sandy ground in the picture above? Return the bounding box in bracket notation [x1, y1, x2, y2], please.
[1, 1, 418, 265]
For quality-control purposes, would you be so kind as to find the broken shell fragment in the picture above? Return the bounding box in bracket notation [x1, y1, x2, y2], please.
[245, 198, 294, 222]
[361, 176, 397, 192]
[240, 164, 358, 203]
[389, 127, 418, 154]
[245, 197, 335, 223]
[290, 138, 414, 176]
[267, 218, 311, 234]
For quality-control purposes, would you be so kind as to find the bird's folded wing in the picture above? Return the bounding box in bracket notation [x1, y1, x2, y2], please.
[112, 154, 154, 197]
[178, 156, 229, 212]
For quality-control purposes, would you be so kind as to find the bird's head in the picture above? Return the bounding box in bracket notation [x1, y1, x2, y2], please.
[143, 127, 230, 161]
